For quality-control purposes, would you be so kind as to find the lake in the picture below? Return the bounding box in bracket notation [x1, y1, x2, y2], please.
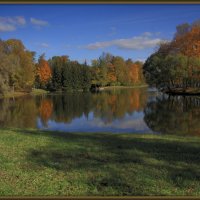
[0, 87, 200, 136]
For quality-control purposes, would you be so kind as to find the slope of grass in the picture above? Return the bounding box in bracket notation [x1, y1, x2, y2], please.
[0, 91, 28, 99]
[0, 89, 48, 99]
[31, 88, 49, 95]
[0, 128, 200, 196]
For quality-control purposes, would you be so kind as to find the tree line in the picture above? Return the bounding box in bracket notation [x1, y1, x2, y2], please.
[143, 20, 200, 91]
[90, 52, 145, 87]
[35, 54, 91, 91]
[0, 39, 145, 95]
[2, 20, 200, 95]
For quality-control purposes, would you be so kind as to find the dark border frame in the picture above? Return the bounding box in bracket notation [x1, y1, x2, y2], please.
[0, 1, 200, 199]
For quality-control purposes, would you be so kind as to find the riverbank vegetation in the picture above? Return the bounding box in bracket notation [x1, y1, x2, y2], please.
[0, 39, 35, 95]
[0, 128, 200, 196]
[143, 20, 200, 94]
[90, 53, 145, 87]
[0, 39, 145, 96]
[35, 53, 145, 92]
[1, 20, 200, 96]
[0, 89, 48, 99]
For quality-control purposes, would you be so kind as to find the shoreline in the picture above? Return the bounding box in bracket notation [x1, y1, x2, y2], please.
[163, 87, 200, 96]
[99, 84, 148, 91]
[0, 91, 29, 99]
[0, 89, 49, 100]
[0, 85, 148, 99]
[1, 85, 200, 99]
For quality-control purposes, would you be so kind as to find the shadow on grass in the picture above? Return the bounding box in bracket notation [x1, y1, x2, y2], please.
[15, 128, 200, 195]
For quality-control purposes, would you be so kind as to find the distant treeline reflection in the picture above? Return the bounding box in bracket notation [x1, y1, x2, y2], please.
[1, 90, 199, 136]
[0, 88, 147, 128]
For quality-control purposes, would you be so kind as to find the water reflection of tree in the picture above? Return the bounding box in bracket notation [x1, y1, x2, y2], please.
[144, 95, 200, 136]
[39, 99, 53, 126]
[0, 96, 37, 128]
[92, 88, 147, 124]
[0, 88, 148, 129]
[50, 92, 93, 124]
[38, 88, 148, 126]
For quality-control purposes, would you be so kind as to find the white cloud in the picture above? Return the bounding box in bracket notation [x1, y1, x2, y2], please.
[15, 16, 26, 25]
[0, 16, 26, 32]
[0, 23, 15, 32]
[30, 18, 48, 26]
[39, 43, 50, 48]
[142, 32, 152, 37]
[86, 32, 163, 50]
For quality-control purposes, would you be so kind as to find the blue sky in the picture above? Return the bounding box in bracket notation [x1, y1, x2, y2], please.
[0, 4, 200, 63]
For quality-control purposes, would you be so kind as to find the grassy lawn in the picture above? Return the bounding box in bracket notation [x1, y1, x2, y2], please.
[101, 84, 148, 90]
[0, 91, 28, 99]
[0, 89, 48, 99]
[0, 128, 200, 196]
[31, 88, 49, 95]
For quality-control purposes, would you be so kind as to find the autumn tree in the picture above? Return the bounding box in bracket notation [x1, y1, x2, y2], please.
[143, 20, 200, 91]
[5, 39, 35, 91]
[99, 52, 113, 86]
[48, 55, 91, 91]
[91, 52, 114, 86]
[35, 54, 52, 89]
[0, 39, 35, 94]
[172, 25, 200, 57]
[107, 62, 117, 85]
[125, 59, 145, 85]
[91, 53, 145, 87]
[111, 56, 128, 85]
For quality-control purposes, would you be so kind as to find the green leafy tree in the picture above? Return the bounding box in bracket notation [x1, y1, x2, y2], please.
[112, 56, 128, 85]
[143, 20, 200, 91]
[0, 39, 35, 94]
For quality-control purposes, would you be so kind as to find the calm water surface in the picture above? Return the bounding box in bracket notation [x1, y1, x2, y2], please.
[0, 87, 200, 135]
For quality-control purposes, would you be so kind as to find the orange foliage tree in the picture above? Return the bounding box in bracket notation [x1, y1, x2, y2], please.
[144, 21, 200, 90]
[169, 24, 200, 86]
[172, 25, 200, 57]
[107, 63, 117, 84]
[36, 54, 52, 88]
[126, 59, 144, 84]
[128, 63, 140, 84]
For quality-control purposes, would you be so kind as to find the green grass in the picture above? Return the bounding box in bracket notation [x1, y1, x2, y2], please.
[0, 91, 28, 99]
[0, 128, 200, 196]
[31, 88, 49, 95]
[102, 84, 148, 90]
[0, 89, 48, 99]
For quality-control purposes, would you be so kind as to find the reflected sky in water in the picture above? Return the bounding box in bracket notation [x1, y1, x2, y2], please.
[37, 111, 152, 133]
[1, 87, 200, 136]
